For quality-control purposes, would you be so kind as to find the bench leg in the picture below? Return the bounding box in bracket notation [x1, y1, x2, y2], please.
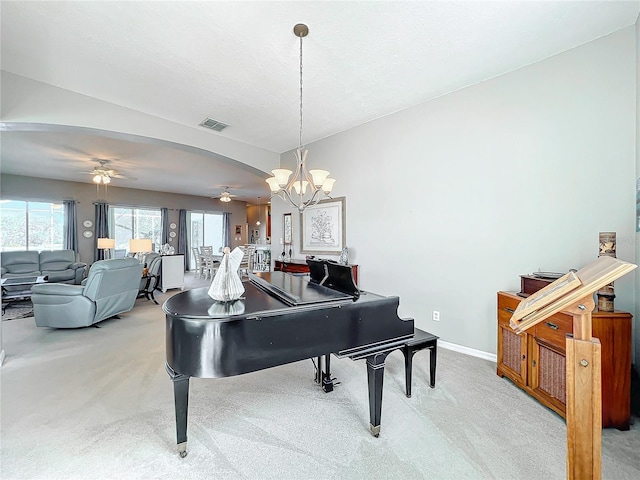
[429, 344, 437, 388]
[402, 346, 413, 398]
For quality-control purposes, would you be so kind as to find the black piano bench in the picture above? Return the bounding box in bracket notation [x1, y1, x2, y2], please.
[401, 328, 438, 397]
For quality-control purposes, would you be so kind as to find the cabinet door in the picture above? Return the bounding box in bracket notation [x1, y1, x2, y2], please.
[529, 336, 566, 416]
[497, 293, 527, 385]
[497, 321, 528, 385]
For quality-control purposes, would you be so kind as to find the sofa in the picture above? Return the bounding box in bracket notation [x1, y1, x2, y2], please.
[31, 257, 143, 328]
[1, 250, 86, 284]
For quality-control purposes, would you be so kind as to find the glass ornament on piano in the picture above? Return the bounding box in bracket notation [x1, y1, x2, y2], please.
[207, 247, 245, 302]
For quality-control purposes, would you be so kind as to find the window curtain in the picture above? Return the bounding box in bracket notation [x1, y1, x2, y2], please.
[94, 202, 109, 262]
[161, 207, 169, 246]
[178, 209, 188, 270]
[63, 200, 78, 253]
[222, 212, 231, 249]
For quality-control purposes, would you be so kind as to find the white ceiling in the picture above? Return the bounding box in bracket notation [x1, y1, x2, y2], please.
[1, 1, 639, 202]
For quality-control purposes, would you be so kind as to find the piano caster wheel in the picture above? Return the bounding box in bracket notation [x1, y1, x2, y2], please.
[180, 451, 188, 458]
[370, 424, 381, 437]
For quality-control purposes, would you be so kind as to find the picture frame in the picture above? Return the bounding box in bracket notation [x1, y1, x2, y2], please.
[283, 213, 292, 244]
[300, 196, 346, 255]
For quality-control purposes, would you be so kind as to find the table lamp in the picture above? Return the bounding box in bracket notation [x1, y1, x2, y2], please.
[129, 238, 153, 262]
[97, 237, 115, 259]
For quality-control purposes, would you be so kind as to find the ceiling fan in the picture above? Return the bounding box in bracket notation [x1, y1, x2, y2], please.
[215, 187, 237, 203]
[85, 159, 133, 184]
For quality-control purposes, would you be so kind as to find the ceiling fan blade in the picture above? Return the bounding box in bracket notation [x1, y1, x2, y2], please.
[112, 173, 137, 181]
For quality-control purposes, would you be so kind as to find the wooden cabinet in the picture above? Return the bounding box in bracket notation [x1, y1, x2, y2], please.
[497, 291, 632, 430]
[274, 260, 359, 285]
[160, 254, 185, 293]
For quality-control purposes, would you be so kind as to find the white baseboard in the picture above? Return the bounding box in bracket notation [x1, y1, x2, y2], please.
[0, 349, 5, 366]
[438, 340, 497, 363]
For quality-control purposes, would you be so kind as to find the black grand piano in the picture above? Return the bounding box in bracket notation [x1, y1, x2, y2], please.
[164, 259, 414, 457]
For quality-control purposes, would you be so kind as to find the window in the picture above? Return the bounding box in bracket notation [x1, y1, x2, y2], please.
[0, 200, 64, 252]
[188, 212, 224, 267]
[110, 207, 161, 255]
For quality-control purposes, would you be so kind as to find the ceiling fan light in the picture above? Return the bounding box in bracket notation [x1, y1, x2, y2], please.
[93, 174, 102, 184]
[102, 175, 111, 184]
[220, 192, 231, 203]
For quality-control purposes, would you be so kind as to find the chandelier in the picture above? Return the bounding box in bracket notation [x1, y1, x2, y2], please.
[266, 24, 335, 212]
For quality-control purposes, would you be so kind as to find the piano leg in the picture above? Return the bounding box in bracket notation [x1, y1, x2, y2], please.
[315, 356, 322, 384]
[171, 372, 190, 458]
[315, 355, 335, 392]
[366, 351, 391, 437]
[322, 354, 334, 393]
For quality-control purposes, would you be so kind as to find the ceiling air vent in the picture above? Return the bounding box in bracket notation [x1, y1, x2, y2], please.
[199, 117, 229, 132]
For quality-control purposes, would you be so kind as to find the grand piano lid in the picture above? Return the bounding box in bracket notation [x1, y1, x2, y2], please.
[249, 271, 355, 306]
[163, 275, 356, 320]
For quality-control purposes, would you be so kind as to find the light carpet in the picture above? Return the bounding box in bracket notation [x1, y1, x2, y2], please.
[1, 276, 639, 480]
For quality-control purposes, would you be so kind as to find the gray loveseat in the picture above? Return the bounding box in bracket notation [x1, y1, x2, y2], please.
[1, 250, 86, 284]
[31, 257, 143, 328]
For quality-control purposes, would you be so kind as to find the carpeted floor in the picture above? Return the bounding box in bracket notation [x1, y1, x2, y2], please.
[1, 274, 639, 479]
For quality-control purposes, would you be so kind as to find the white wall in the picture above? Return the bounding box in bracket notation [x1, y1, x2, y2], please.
[271, 27, 637, 356]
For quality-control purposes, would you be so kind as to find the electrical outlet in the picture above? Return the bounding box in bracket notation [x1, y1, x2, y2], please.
[432, 311, 440, 322]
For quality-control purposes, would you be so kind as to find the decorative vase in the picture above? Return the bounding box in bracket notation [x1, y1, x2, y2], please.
[207, 247, 245, 302]
[596, 232, 616, 312]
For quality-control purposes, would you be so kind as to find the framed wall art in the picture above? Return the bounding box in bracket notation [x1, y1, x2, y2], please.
[300, 197, 346, 255]
[283, 213, 292, 244]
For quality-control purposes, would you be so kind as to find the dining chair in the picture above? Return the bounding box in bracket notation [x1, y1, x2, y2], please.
[191, 247, 206, 279]
[238, 245, 255, 277]
[201, 252, 220, 279]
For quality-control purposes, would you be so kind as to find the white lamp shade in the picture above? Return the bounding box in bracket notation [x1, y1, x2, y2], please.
[309, 169, 330, 187]
[97, 238, 115, 249]
[266, 177, 281, 192]
[129, 238, 152, 253]
[321, 178, 336, 193]
[292, 180, 309, 194]
[271, 169, 293, 187]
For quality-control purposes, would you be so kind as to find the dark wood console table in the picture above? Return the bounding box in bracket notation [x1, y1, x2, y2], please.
[274, 260, 359, 285]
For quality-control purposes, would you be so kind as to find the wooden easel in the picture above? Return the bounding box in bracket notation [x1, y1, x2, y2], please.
[510, 256, 636, 480]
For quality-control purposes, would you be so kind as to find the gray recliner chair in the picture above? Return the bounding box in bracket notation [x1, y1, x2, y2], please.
[31, 258, 143, 328]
